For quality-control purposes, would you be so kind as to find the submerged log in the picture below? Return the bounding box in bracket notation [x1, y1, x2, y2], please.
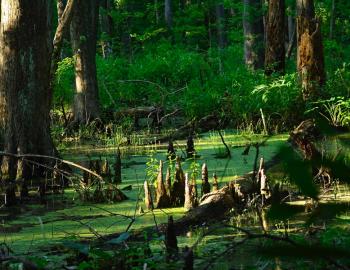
[156, 161, 171, 208]
[201, 163, 210, 196]
[172, 186, 234, 233]
[144, 180, 154, 210]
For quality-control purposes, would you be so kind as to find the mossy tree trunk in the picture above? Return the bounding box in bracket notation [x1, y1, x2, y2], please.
[0, 0, 55, 205]
[70, 0, 100, 124]
[265, 0, 285, 75]
[296, 0, 325, 100]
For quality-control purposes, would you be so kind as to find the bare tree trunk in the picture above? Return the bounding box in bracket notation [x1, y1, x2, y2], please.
[243, 0, 265, 69]
[265, 0, 285, 75]
[0, 0, 55, 204]
[70, 0, 100, 124]
[296, 0, 325, 100]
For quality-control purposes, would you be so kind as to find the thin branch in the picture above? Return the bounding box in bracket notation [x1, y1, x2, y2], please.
[0, 152, 103, 180]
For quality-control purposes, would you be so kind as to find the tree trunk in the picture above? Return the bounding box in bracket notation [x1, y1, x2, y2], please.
[286, 5, 296, 59]
[243, 0, 265, 70]
[216, 3, 227, 49]
[296, 0, 325, 100]
[265, 0, 285, 75]
[0, 0, 55, 204]
[165, 0, 172, 30]
[70, 0, 100, 124]
[100, 0, 113, 58]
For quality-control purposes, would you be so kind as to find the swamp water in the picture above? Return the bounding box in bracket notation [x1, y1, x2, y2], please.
[4, 132, 340, 269]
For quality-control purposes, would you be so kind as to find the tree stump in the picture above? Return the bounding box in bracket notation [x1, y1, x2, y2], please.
[156, 161, 171, 208]
[144, 180, 154, 210]
[201, 163, 210, 196]
[113, 148, 122, 184]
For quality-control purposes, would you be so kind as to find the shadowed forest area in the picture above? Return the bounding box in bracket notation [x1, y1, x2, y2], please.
[1, 0, 350, 269]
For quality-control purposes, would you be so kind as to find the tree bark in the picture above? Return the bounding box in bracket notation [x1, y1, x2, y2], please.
[243, 0, 265, 70]
[296, 0, 325, 101]
[265, 0, 285, 75]
[70, 0, 100, 124]
[0, 0, 55, 204]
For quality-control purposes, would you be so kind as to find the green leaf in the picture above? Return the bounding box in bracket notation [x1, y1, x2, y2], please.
[277, 145, 319, 199]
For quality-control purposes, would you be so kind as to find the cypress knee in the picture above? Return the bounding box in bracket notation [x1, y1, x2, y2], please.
[184, 173, 196, 210]
[165, 216, 178, 255]
[165, 167, 172, 199]
[212, 173, 219, 191]
[156, 161, 171, 208]
[186, 135, 195, 159]
[201, 163, 210, 196]
[172, 156, 185, 206]
[144, 180, 154, 210]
